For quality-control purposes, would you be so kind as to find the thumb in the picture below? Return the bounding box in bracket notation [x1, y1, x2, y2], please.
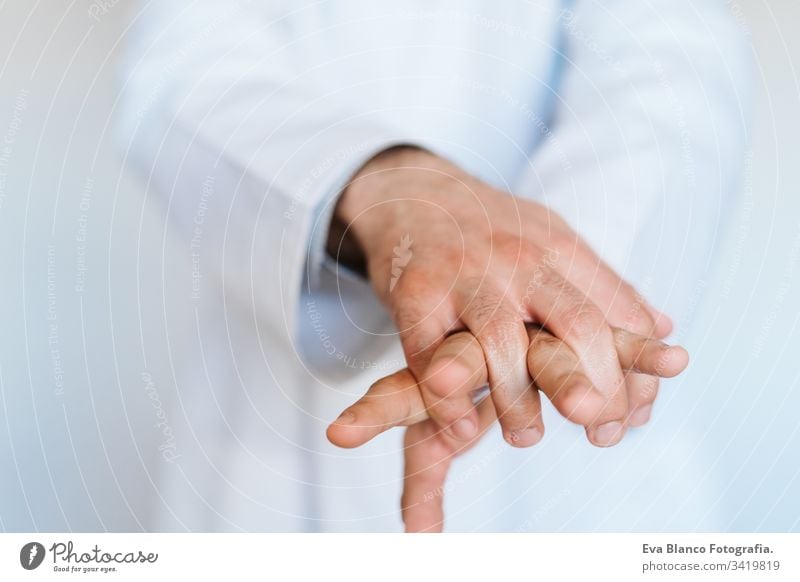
[327, 369, 428, 449]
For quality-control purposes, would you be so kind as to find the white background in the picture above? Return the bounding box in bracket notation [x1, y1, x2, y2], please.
[0, 1, 798, 531]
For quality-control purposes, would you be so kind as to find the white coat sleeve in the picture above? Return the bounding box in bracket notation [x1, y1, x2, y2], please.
[116, 1, 414, 343]
[515, 0, 754, 325]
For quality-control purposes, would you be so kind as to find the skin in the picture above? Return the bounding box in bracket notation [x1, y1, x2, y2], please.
[328, 146, 673, 448]
[328, 326, 689, 532]
[325, 146, 683, 531]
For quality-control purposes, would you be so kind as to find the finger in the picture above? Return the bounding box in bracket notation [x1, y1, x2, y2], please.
[521, 269, 627, 446]
[525, 327, 608, 428]
[401, 398, 496, 533]
[550, 243, 672, 338]
[401, 421, 450, 533]
[390, 273, 455, 379]
[615, 329, 689, 428]
[625, 373, 659, 428]
[612, 328, 690, 377]
[526, 326, 687, 428]
[457, 284, 544, 448]
[420, 331, 488, 441]
[326, 369, 427, 449]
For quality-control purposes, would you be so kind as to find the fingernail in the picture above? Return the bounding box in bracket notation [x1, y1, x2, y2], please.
[590, 421, 624, 447]
[450, 417, 477, 440]
[628, 405, 652, 427]
[335, 410, 356, 425]
[505, 427, 543, 447]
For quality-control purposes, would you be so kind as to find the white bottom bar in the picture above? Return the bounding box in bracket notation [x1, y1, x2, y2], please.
[1, 533, 798, 581]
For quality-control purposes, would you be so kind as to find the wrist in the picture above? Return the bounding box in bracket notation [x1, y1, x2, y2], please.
[328, 146, 460, 268]
[338, 147, 446, 219]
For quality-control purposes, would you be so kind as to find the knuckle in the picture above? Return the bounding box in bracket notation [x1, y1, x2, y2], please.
[400, 329, 437, 363]
[557, 387, 595, 425]
[630, 374, 659, 403]
[527, 333, 562, 367]
[528, 330, 561, 351]
[424, 380, 454, 401]
[458, 275, 493, 303]
[393, 292, 435, 330]
[428, 435, 456, 457]
[461, 282, 507, 326]
[471, 301, 505, 330]
[562, 302, 605, 340]
[537, 265, 565, 289]
[478, 316, 526, 361]
[429, 396, 468, 422]
[377, 370, 413, 395]
[390, 268, 433, 300]
[598, 399, 628, 423]
[519, 266, 562, 313]
[445, 330, 475, 346]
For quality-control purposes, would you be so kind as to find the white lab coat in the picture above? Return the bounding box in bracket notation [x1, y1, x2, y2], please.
[117, 0, 752, 531]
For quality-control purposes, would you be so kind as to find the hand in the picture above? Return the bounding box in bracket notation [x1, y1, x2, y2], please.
[328, 146, 673, 448]
[327, 325, 688, 532]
